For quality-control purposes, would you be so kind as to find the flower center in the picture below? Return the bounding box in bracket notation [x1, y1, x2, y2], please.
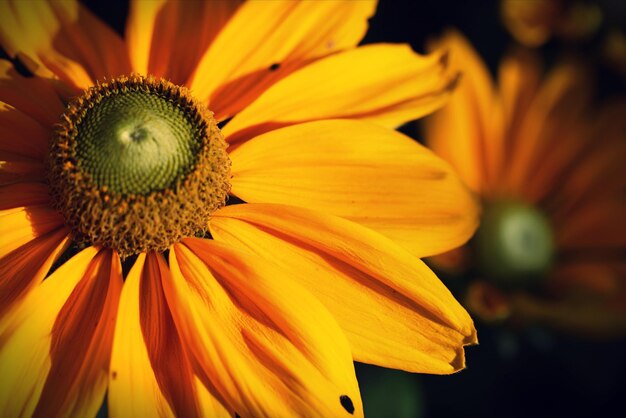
[48, 75, 231, 258]
[474, 199, 554, 287]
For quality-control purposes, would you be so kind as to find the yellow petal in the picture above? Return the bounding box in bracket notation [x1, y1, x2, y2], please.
[0, 227, 70, 319]
[126, 0, 242, 85]
[0, 246, 100, 417]
[108, 254, 175, 418]
[31, 250, 122, 418]
[0, 102, 51, 159]
[190, 0, 376, 120]
[425, 29, 504, 195]
[167, 238, 363, 417]
[0, 0, 130, 90]
[108, 253, 230, 418]
[230, 119, 479, 257]
[0, 205, 64, 259]
[223, 44, 455, 142]
[210, 204, 477, 374]
[0, 61, 65, 127]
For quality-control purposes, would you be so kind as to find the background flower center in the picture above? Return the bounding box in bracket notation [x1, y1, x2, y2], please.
[473, 199, 554, 287]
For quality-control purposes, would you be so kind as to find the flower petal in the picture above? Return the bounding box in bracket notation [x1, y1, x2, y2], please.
[210, 203, 477, 374]
[0, 227, 70, 319]
[109, 253, 229, 418]
[229, 120, 479, 257]
[502, 60, 590, 196]
[31, 250, 122, 417]
[509, 292, 626, 339]
[167, 238, 363, 417]
[0, 246, 100, 417]
[0, 151, 45, 186]
[108, 254, 174, 418]
[223, 44, 456, 142]
[126, 0, 242, 85]
[189, 0, 376, 119]
[425, 30, 504, 195]
[0, 102, 51, 159]
[0, 0, 130, 90]
[0, 61, 65, 127]
[552, 260, 626, 295]
[0, 205, 64, 259]
[0, 183, 50, 210]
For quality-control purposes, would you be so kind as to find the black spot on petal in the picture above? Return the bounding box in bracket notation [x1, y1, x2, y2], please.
[339, 395, 355, 414]
[269, 63, 281, 71]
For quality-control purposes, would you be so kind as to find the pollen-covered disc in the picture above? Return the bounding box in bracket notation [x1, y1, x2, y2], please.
[48, 75, 231, 258]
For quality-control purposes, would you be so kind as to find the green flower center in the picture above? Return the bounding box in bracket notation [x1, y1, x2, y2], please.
[75, 90, 201, 195]
[48, 75, 231, 258]
[474, 200, 554, 287]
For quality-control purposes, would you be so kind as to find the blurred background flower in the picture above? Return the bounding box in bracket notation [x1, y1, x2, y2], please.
[425, 30, 626, 339]
[361, 1, 626, 417]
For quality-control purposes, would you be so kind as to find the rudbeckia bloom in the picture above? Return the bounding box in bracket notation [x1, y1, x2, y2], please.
[426, 30, 626, 338]
[0, 1, 479, 416]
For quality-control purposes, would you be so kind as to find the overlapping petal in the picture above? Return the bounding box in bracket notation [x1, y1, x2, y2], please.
[230, 119, 479, 257]
[109, 253, 230, 418]
[0, 205, 64, 259]
[210, 203, 477, 374]
[0, 103, 51, 159]
[167, 238, 363, 417]
[0, 227, 69, 319]
[0, 247, 120, 418]
[0, 0, 130, 90]
[126, 0, 242, 85]
[0, 61, 65, 127]
[222, 44, 456, 143]
[189, 0, 376, 120]
[425, 29, 504, 195]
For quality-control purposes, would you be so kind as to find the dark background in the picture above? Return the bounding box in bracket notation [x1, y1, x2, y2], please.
[82, 1, 626, 417]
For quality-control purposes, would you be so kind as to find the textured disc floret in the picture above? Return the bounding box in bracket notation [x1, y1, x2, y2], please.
[48, 75, 231, 258]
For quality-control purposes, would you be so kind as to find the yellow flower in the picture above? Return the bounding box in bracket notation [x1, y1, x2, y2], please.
[425, 30, 626, 338]
[0, 1, 478, 417]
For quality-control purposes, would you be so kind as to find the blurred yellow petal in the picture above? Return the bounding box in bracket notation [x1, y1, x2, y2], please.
[210, 203, 477, 374]
[503, 60, 590, 196]
[223, 44, 456, 142]
[510, 292, 626, 339]
[230, 120, 479, 257]
[190, 0, 376, 119]
[167, 238, 363, 417]
[426, 30, 505, 195]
